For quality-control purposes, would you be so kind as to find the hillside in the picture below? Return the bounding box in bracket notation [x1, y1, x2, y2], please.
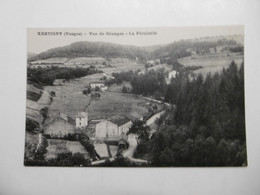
[28, 35, 243, 64]
[28, 52, 37, 58]
[28, 42, 149, 62]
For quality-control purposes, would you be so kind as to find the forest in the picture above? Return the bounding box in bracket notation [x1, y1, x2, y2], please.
[27, 66, 101, 86]
[134, 61, 247, 166]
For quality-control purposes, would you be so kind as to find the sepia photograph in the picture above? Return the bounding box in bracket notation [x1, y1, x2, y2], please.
[25, 26, 246, 167]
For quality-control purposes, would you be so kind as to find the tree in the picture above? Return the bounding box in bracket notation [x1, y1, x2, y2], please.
[122, 86, 127, 93]
[128, 120, 151, 142]
[83, 87, 91, 95]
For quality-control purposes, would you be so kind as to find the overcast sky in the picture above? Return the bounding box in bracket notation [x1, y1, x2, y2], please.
[28, 26, 243, 54]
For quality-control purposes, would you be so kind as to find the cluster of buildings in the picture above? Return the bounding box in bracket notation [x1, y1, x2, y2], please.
[43, 111, 133, 142]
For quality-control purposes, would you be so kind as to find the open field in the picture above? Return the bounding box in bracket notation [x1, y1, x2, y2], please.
[46, 72, 159, 121]
[87, 92, 157, 121]
[99, 62, 145, 75]
[109, 145, 118, 157]
[178, 53, 244, 76]
[45, 80, 91, 119]
[65, 57, 105, 65]
[147, 63, 173, 72]
[108, 81, 132, 93]
[94, 143, 109, 158]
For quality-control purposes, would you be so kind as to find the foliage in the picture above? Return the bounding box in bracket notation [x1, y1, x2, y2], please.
[91, 92, 101, 100]
[135, 61, 247, 166]
[26, 118, 39, 132]
[28, 41, 148, 62]
[122, 86, 128, 93]
[24, 135, 48, 166]
[27, 66, 101, 86]
[80, 139, 98, 160]
[46, 152, 91, 167]
[83, 87, 91, 95]
[128, 120, 151, 142]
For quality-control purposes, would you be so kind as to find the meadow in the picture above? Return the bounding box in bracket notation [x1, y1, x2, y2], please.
[87, 91, 155, 121]
[178, 53, 244, 76]
[45, 73, 159, 122]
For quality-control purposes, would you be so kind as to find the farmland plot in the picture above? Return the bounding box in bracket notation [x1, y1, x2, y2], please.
[46, 139, 89, 160]
[87, 92, 154, 121]
[45, 80, 91, 119]
[178, 54, 244, 76]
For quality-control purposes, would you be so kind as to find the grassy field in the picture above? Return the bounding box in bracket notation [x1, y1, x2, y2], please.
[99, 62, 144, 75]
[108, 81, 132, 93]
[45, 72, 158, 122]
[109, 145, 118, 157]
[45, 79, 91, 119]
[178, 53, 244, 76]
[147, 63, 173, 72]
[87, 92, 157, 121]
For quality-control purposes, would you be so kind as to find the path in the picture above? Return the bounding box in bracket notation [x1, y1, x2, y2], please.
[146, 110, 165, 126]
[35, 133, 42, 153]
[122, 134, 149, 164]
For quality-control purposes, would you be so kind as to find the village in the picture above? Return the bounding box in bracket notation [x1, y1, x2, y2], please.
[25, 36, 244, 166]
[26, 65, 171, 165]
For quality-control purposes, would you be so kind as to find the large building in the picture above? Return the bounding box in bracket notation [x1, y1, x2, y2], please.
[75, 111, 88, 129]
[89, 81, 105, 89]
[94, 116, 133, 140]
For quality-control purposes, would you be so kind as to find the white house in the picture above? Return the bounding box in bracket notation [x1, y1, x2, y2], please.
[168, 70, 177, 79]
[53, 79, 66, 86]
[89, 81, 105, 89]
[95, 120, 119, 139]
[95, 116, 133, 140]
[75, 111, 88, 129]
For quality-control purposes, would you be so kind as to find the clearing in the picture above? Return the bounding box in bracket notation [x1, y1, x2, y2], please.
[178, 53, 244, 76]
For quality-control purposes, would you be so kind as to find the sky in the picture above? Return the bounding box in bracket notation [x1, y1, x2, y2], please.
[28, 26, 243, 54]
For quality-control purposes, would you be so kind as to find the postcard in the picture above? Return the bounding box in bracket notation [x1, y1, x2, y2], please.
[25, 26, 246, 167]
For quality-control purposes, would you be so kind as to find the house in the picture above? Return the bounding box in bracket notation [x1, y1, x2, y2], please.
[53, 79, 66, 86]
[100, 86, 108, 92]
[168, 70, 177, 79]
[44, 117, 75, 138]
[89, 81, 105, 89]
[95, 120, 119, 139]
[75, 111, 88, 129]
[95, 116, 133, 140]
[110, 116, 133, 135]
[165, 70, 178, 84]
[209, 47, 216, 54]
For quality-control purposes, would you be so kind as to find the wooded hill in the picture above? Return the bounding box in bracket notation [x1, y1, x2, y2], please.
[28, 35, 243, 62]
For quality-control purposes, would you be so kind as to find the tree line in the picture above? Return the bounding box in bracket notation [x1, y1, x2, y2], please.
[134, 61, 247, 166]
[27, 66, 101, 86]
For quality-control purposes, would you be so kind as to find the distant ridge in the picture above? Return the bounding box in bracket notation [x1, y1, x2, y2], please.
[28, 35, 244, 62]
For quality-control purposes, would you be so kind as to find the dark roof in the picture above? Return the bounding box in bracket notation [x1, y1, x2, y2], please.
[53, 79, 65, 84]
[108, 115, 131, 126]
[90, 80, 105, 84]
[76, 111, 88, 118]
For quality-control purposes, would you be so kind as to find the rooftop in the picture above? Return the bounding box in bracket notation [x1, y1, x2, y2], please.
[76, 111, 88, 118]
[108, 115, 131, 126]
